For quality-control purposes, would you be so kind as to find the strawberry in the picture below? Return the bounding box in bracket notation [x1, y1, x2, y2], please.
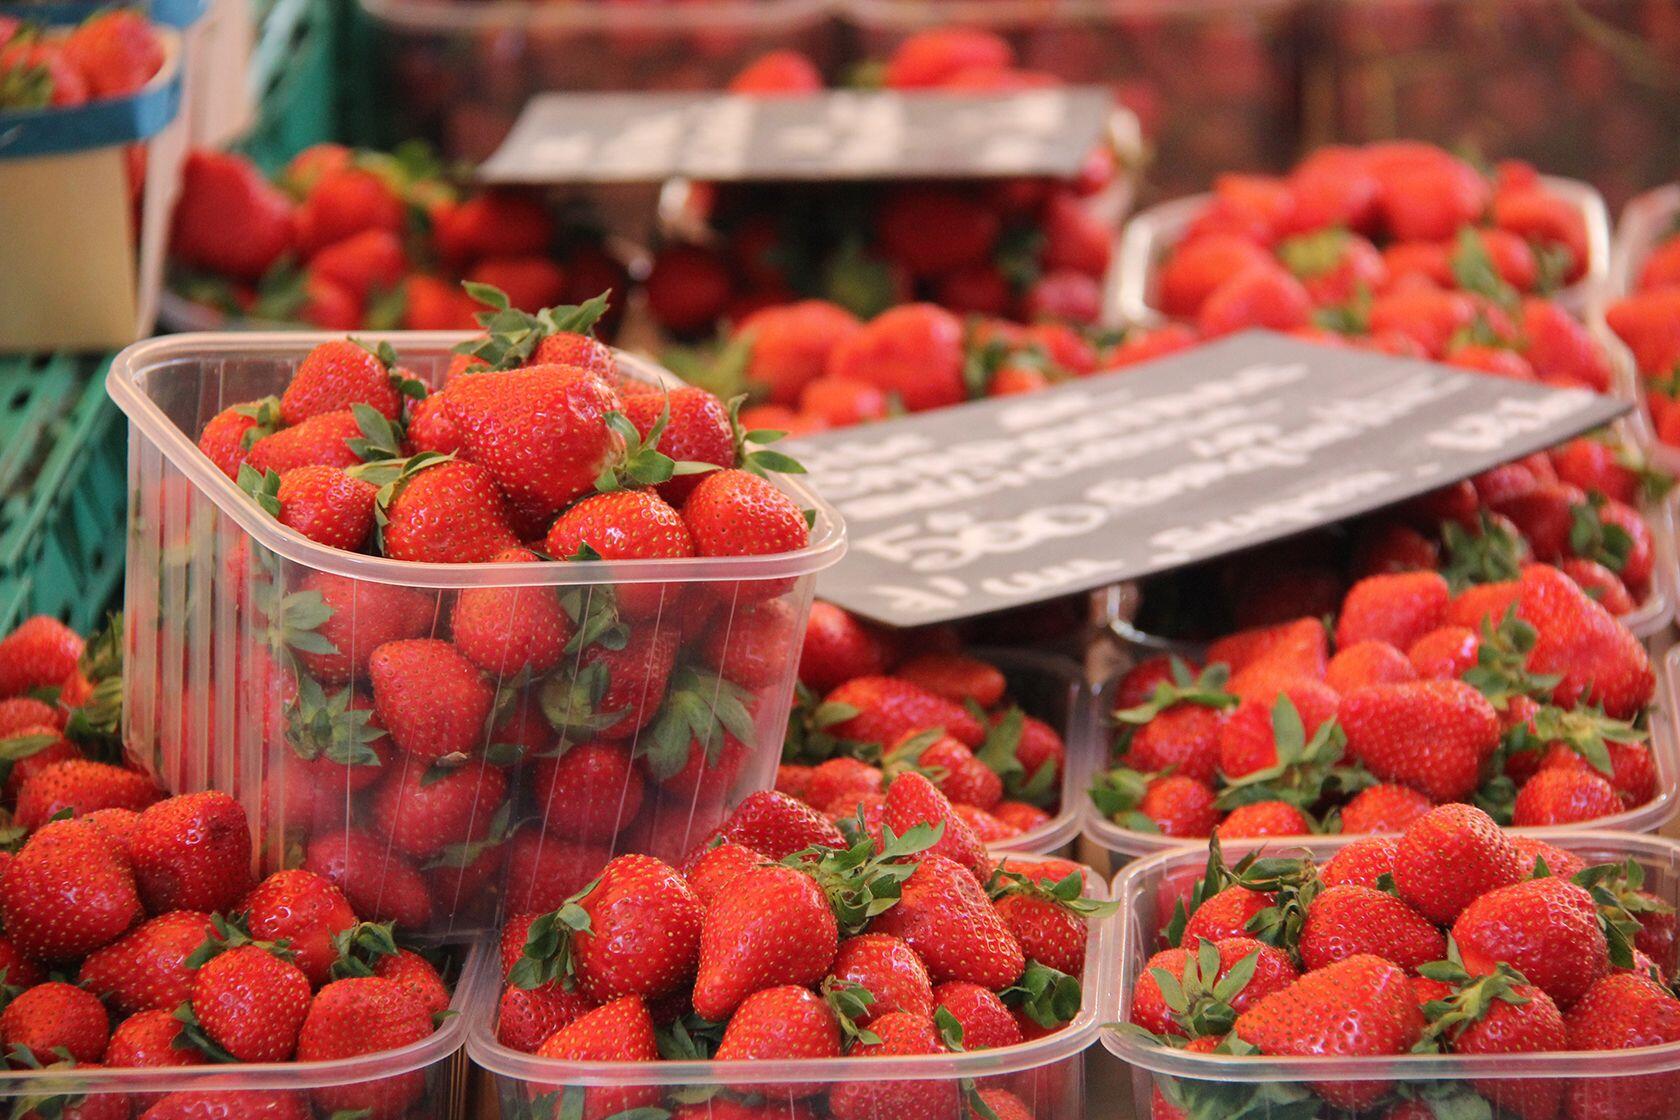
[529, 743, 642, 844]
[1214, 801, 1312, 839]
[1325, 641, 1417, 692]
[450, 546, 571, 676]
[620, 387, 734, 504]
[738, 301, 863, 406]
[644, 244, 732, 335]
[691, 863, 838, 1021]
[0, 981, 107, 1065]
[374, 457, 519, 563]
[1320, 836, 1399, 890]
[104, 1009, 199, 1068]
[496, 983, 589, 1054]
[239, 870, 358, 988]
[1334, 570, 1449, 651]
[247, 464, 376, 552]
[917, 735, 1002, 811]
[0, 727, 77, 804]
[1158, 235, 1275, 317]
[368, 948, 449, 1019]
[896, 653, 1006, 709]
[1, 818, 140, 961]
[1214, 679, 1338, 779]
[503, 830, 607, 914]
[1196, 266, 1312, 336]
[244, 410, 363, 474]
[311, 228, 408, 303]
[1367, 286, 1479, 357]
[302, 830, 431, 931]
[1518, 564, 1653, 718]
[170, 152, 293, 282]
[714, 985, 841, 1092]
[682, 468, 810, 574]
[729, 48, 823, 94]
[540, 625, 677, 743]
[1339, 783, 1433, 834]
[367, 639, 494, 761]
[280, 340, 407, 426]
[186, 941, 312, 1062]
[701, 597, 800, 690]
[799, 375, 890, 427]
[0, 935, 42, 990]
[1102, 773, 1218, 837]
[1416, 962, 1565, 1120]
[870, 856, 1024, 990]
[1508, 835, 1587, 881]
[1131, 936, 1298, 1038]
[823, 676, 984, 749]
[803, 757, 884, 813]
[1512, 767, 1621, 825]
[883, 771, 988, 878]
[1115, 656, 1188, 710]
[465, 256, 566, 313]
[443, 363, 623, 517]
[78, 910, 214, 1016]
[1524, 300, 1612, 391]
[1393, 804, 1524, 925]
[431, 192, 553, 264]
[876, 186, 999, 277]
[285, 572, 434, 686]
[1339, 680, 1498, 801]
[1538, 737, 1656, 808]
[1453, 875, 1608, 1009]
[0, 616, 82, 698]
[14, 759, 159, 830]
[883, 27, 1012, 88]
[294, 977, 434, 1119]
[932, 980, 1020, 1050]
[719, 789, 847, 861]
[1406, 625, 1480, 680]
[140, 1092, 310, 1120]
[196, 401, 275, 481]
[545, 490, 695, 617]
[1233, 954, 1424, 1108]
[293, 168, 404, 258]
[1563, 973, 1680, 1120]
[1277, 228, 1386, 305]
[828, 933, 934, 1025]
[400, 274, 479, 330]
[826, 304, 966, 412]
[405, 394, 461, 455]
[1560, 558, 1635, 613]
[991, 872, 1097, 976]
[1299, 884, 1444, 972]
[826, 1011, 959, 1120]
[366, 751, 506, 862]
[1041, 190, 1113, 277]
[60, 9, 159, 94]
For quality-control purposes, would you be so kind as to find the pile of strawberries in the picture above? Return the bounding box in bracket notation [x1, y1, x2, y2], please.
[1131, 142, 1614, 392]
[0, 615, 458, 1119]
[1093, 560, 1657, 840]
[640, 29, 1119, 341]
[495, 774, 1110, 1119]
[0, 10, 163, 109]
[1606, 213, 1680, 448]
[169, 143, 629, 333]
[772, 603, 1067, 846]
[1125, 806, 1680, 1119]
[1128, 434, 1670, 641]
[188, 291, 820, 936]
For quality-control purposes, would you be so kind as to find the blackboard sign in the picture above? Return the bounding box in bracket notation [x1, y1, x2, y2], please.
[788, 332, 1630, 627]
[478, 89, 1115, 184]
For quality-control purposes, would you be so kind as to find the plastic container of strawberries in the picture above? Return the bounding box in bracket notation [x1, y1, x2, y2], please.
[358, 0, 837, 162]
[841, 0, 1306, 199]
[1116, 173, 1612, 326]
[0, 938, 490, 1116]
[1079, 638, 1680, 864]
[1102, 828, 1680, 1114]
[468, 851, 1108, 1118]
[1604, 183, 1680, 473]
[106, 331, 846, 944]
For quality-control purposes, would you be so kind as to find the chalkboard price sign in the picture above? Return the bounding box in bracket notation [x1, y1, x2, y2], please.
[787, 332, 1630, 627]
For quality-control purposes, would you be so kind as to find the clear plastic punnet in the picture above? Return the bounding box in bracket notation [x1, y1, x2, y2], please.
[1103, 829, 1680, 1117]
[0, 938, 490, 1117]
[470, 852, 1109, 1119]
[1081, 628, 1680, 864]
[107, 331, 846, 943]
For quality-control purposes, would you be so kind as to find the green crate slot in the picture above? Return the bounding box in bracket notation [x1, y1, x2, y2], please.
[240, 0, 346, 171]
[0, 353, 126, 634]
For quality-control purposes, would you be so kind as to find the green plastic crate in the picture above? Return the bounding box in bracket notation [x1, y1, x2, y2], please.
[240, 0, 354, 171]
[0, 353, 127, 634]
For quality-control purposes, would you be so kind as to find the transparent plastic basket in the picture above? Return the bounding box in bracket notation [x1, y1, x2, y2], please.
[106, 331, 846, 943]
[1103, 829, 1680, 1117]
[1080, 631, 1680, 863]
[359, 0, 837, 161]
[469, 851, 1108, 1119]
[0, 938, 489, 1118]
[1116, 174, 1612, 326]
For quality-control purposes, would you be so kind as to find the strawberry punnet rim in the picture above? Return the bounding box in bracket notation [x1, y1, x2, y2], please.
[0, 941, 493, 1095]
[1102, 827, 1680, 1081]
[106, 331, 847, 588]
[466, 852, 1110, 1086]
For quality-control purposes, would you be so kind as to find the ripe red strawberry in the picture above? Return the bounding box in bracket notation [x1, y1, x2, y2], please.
[735, 301, 860, 407]
[295, 977, 434, 1119]
[1299, 884, 1444, 972]
[0, 726, 77, 803]
[826, 304, 966, 412]
[1339, 680, 1498, 801]
[1196, 266, 1313, 337]
[715, 795, 845, 864]
[644, 243, 732, 335]
[803, 757, 884, 815]
[286, 572, 434, 687]
[188, 942, 312, 1062]
[240, 870, 358, 988]
[14, 759, 159, 830]
[682, 468, 810, 575]
[828, 933, 934, 1025]
[1158, 234, 1275, 317]
[1539, 739, 1656, 808]
[244, 410, 363, 474]
[917, 735, 1003, 811]
[293, 167, 404, 258]
[405, 394, 461, 455]
[1393, 804, 1524, 925]
[1559, 558, 1635, 614]
[1338, 783, 1433, 834]
[563, 853, 703, 1004]
[1406, 625, 1479, 680]
[700, 597, 799, 690]
[876, 186, 1000, 277]
[884, 26, 1012, 88]
[870, 855, 1024, 990]
[1512, 767, 1621, 826]
[140, 1091, 311, 1120]
[545, 489, 695, 617]
[1326, 639, 1419, 693]
[933, 980, 1020, 1050]
[534, 996, 660, 1118]
[883, 772, 988, 879]
[1518, 564, 1653, 718]
[312, 228, 408, 303]
[1125, 774, 1219, 837]
[367, 753, 507, 862]
[729, 48, 824, 94]
[0, 616, 81, 699]
[529, 742, 642, 844]
[104, 1008, 201, 1068]
[715, 984, 841, 1093]
[799, 375, 890, 426]
[497, 983, 589, 1054]
[377, 458, 519, 563]
[1320, 836, 1399, 890]
[0, 696, 64, 736]
[78, 910, 214, 1016]
[826, 1010, 959, 1120]
[679, 839, 762, 910]
[1234, 954, 1424, 1109]
[619, 387, 734, 504]
[1427, 971, 1566, 1120]
[1523, 299, 1611, 392]
[1131, 936, 1299, 1038]
[1214, 680, 1338, 779]
[1454, 875, 1608, 1009]
[1, 818, 140, 961]
[1563, 972, 1680, 1120]
[1334, 570, 1449, 652]
[450, 546, 571, 675]
[303, 830, 431, 931]
[799, 604, 893, 693]
[170, 151, 293, 282]
[692, 864, 838, 1021]
[1214, 801, 1312, 839]
[1508, 835, 1587, 881]
[280, 340, 405, 426]
[895, 653, 1006, 710]
[992, 880, 1092, 976]
[368, 948, 449, 1019]
[0, 980, 108, 1065]
[442, 364, 623, 518]
[367, 639, 494, 761]
[544, 625, 678, 743]
[503, 829, 607, 914]
[196, 401, 275, 481]
[262, 465, 377, 551]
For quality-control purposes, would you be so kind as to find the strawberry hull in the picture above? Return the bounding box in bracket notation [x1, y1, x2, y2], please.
[470, 852, 1108, 1119]
[1104, 830, 1680, 1118]
[107, 332, 846, 943]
